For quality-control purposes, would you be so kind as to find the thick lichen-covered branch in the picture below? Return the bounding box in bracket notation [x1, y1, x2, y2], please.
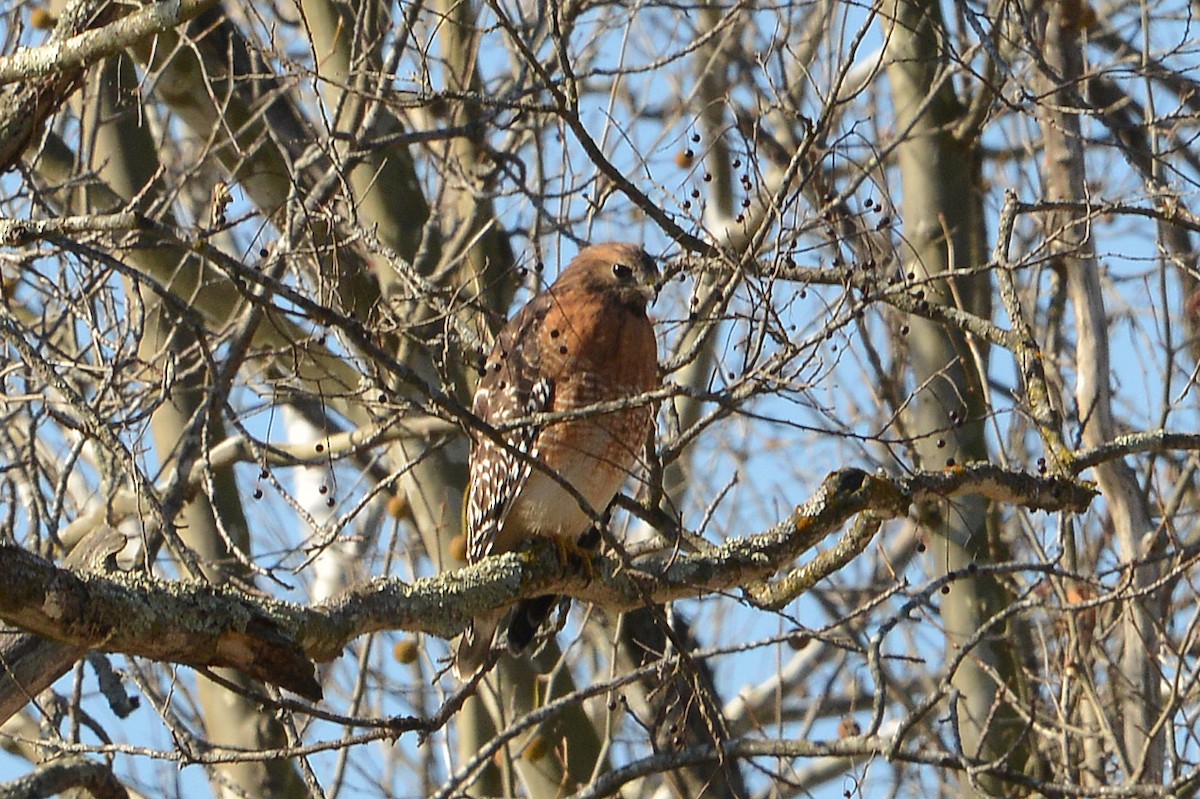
[0, 541, 322, 701]
[0, 467, 1094, 701]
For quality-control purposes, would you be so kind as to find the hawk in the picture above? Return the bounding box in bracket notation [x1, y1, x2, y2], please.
[454, 242, 660, 677]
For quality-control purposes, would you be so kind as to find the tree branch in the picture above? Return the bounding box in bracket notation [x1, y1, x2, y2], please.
[0, 0, 219, 173]
[0, 468, 1094, 703]
[0, 542, 322, 701]
[0, 756, 129, 799]
[0, 0, 218, 85]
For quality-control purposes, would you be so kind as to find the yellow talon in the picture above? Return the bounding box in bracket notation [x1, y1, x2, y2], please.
[550, 536, 595, 583]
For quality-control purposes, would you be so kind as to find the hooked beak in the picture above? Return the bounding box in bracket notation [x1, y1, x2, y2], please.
[643, 276, 661, 304]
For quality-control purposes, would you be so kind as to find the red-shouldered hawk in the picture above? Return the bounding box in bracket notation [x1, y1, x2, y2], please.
[454, 242, 660, 678]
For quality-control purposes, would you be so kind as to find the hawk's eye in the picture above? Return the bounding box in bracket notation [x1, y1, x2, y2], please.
[612, 262, 633, 281]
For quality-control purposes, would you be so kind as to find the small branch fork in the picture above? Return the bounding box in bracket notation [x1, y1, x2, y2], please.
[0, 466, 1094, 702]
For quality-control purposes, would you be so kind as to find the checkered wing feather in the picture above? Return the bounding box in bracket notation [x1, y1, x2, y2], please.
[465, 297, 553, 562]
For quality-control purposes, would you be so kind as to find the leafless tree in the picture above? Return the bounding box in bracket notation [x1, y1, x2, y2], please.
[1, 0, 1199, 796]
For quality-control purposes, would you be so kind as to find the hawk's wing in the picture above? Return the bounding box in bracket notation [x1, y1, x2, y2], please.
[465, 294, 554, 563]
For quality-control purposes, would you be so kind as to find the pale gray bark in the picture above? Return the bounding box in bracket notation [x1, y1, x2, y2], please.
[882, 0, 1038, 792]
[1036, 7, 1165, 783]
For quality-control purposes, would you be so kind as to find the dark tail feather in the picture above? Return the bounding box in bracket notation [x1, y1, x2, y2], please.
[506, 595, 559, 655]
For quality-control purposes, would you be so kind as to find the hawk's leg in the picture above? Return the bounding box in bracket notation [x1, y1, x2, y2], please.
[507, 527, 603, 655]
[556, 525, 601, 582]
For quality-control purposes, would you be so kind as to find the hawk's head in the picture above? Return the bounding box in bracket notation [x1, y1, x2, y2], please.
[556, 242, 660, 310]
